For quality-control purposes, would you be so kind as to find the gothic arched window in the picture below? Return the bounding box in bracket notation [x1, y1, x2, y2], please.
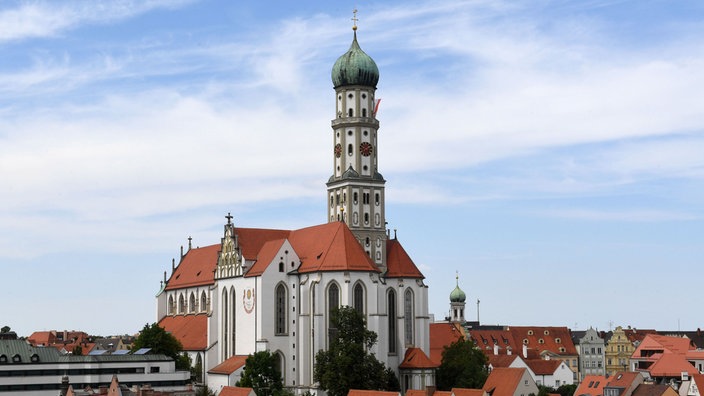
[168, 295, 174, 315]
[222, 290, 229, 358]
[404, 289, 414, 346]
[200, 291, 207, 312]
[353, 283, 365, 315]
[328, 283, 340, 342]
[388, 289, 397, 354]
[179, 294, 186, 314]
[276, 284, 287, 335]
[189, 293, 196, 313]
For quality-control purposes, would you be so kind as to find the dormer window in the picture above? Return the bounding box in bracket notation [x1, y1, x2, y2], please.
[555, 338, 561, 343]
[12, 354, 21, 363]
[523, 339, 529, 345]
[544, 330, 550, 335]
[559, 347, 566, 353]
[0, 355, 7, 363]
[30, 354, 39, 362]
[538, 338, 545, 344]
[528, 330, 534, 335]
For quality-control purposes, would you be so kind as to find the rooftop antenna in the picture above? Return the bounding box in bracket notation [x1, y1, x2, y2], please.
[477, 299, 480, 323]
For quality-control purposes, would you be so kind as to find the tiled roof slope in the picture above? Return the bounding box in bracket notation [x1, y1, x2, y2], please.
[574, 375, 607, 396]
[606, 372, 642, 390]
[289, 222, 380, 273]
[631, 384, 677, 396]
[157, 314, 207, 350]
[209, 355, 248, 375]
[220, 386, 255, 396]
[634, 334, 694, 355]
[624, 329, 657, 343]
[648, 353, 699, 376]
[165, 244, 219, 290]
[348, 390, 400, 396]
[525, 359, 562, 375]
[483, 367, 529, 396]
[244, 238, 286, 277]
[386, 239, 424, 278]
[470, 330, 522, 356]
[429, 322, 466, 365]
[487, 354, 520, 368]
[452, 389, 488, 396]
[235, 228, 291, 260]
[27, 331, 57, 346]
[508, 327, 577, 355]
[399, 347, 438, 369]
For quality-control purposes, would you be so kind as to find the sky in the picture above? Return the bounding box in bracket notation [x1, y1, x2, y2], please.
[1, 0, 703, 338]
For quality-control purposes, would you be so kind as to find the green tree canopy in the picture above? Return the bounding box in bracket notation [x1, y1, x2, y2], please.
[436, 338, 489, 390]
[1, 326, 10, 333]
[132, 323, 190, 370]
[236, 350, 285, 396]
[314, 306, 399, 396]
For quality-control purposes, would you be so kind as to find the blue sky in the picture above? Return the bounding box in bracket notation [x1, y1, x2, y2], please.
[1, 0, 703, 337]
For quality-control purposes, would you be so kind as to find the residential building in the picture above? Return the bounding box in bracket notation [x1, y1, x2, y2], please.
[0, 339, 190, 395]
[574, 375, 607, 396]
[506, 327, 579, 381]
[605, 327, 636, 376]
[603, 372, 644, 396]
[630, 334, 701, 383]
[155, 24, 434, 394]
[482, 368, 538, 396]
[577, 328, 606, 378]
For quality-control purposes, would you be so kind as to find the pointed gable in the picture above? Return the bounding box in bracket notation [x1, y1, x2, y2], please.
[244, 238, 287, 277]
[165, 244, 219, 290]
[400, 347, 438, 369]
[209, 355, 249, 375]
[483, 367, 535, 396]
[220, 386, 256, 396]
[290, 222, 380, 273]
[157, 314, 207, 351]
[386, 239, 424, 278]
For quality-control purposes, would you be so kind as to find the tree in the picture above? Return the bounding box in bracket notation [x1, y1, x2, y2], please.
[72, 345, 83, 356]
[1, 326, 10, 333]
[436, 338, 489, 390]
[132, 323, 190, 370]
[314, 306, 399, 396]
[555, 383, 577, 396]
[236, 350, 285, 396]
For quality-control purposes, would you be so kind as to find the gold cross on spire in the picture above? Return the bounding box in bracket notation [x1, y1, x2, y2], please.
[352, 9, 358, 31]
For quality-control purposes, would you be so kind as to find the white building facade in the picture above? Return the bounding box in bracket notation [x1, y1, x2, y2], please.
[156, 27, 433, 395]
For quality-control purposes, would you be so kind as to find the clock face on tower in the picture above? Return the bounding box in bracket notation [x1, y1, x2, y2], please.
[360, 142, 373, 156]
[334, 143, 342, 158]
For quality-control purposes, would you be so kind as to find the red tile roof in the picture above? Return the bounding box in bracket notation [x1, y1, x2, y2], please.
[244, 238, 286, 277]
[220, 386, 255, 396]
[524, 359, 562, 375]
[235, 228, 291, 260]
[434, 392, 452, 396]
[289, 222, 380, 274]
[27, 331, 57, 346]
[348, 390, 400, 396]
[429, 322, 466, 365]
[487, 354, 520, 368]
[165, 244, 219, 290]
[624, 329, 657, 344]
[507, 327, 577, 356]
[452, 388, 487, 396]
[157, 314, 207, 351]
[574, 375, 607, 396]
[606, 372, 640, 389]
[209, 355, 249, 375]
[634, 334, 694, 356]
[405, 390, 426, 396]
[400, 347, 438, 369]
[631, 384, 677, 396]
[385, 239, 424, 278]
[647, 353, 699, 376]
[469, 330, 522, 356]
[482, 367, 528, 396]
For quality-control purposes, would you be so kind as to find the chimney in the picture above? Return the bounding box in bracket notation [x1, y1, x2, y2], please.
[99, 385, 108, 395]
[507, 346, 512, 355]
[523, 343, 528, 358]
[494, 344, 499, 355]
[426, 385, 436, 396]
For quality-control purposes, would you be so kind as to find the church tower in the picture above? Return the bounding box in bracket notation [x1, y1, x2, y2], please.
[449, 273, 466, 323]
[327, 22, 388, 272]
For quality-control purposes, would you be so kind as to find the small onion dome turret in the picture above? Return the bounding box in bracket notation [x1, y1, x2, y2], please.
[450, 284, 466, 303]
[450, 272, 466, 302]
[331, 31, 379, 89]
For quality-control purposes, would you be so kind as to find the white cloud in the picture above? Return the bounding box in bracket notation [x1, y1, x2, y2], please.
[0, 0, 194, 42]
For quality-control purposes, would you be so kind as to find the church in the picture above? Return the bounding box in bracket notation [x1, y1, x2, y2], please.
[155, 22, 436, 395]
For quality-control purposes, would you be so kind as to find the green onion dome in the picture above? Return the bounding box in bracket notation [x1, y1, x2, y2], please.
[450, 284, 466, 303]
[331, 32, 379, 89]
